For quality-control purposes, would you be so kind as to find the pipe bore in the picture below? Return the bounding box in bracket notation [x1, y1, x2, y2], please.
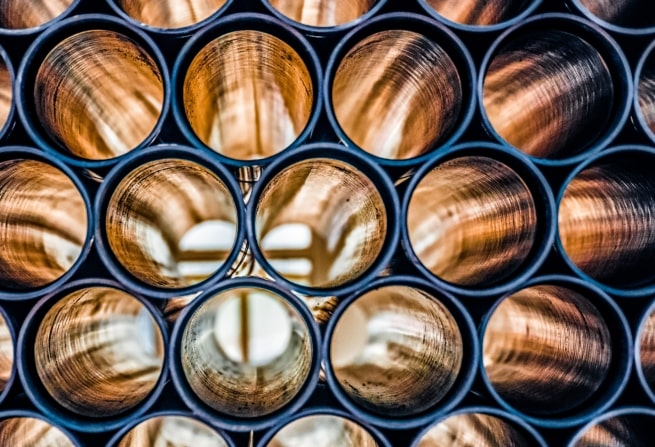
[0, 52, 11, 134]
[180, 286, 314, 418]
[638, 308, 655, 398]
[570, 409, 655, 447]
[266, 0, 377, 27]
[265, 415, 379, 447]
[407, 156, 537, 287]
[34, 287, 165, 418]
[331, 29, 462, 160]
[0, 158, 87, 290]
[574, 0, 653, 30]
[33, 29, 164, 160]
[483, 284, 612, 416]
[329, 285, 464, 417]
[0, 416, 76, 447]
[0, 312, 12, 396]
[422, 0, 534, 26]
[112, 0, 228, 29]
[637, 45, 655, 139]
[0, 0, 74, 30]
[116, 415, 229, 447]
[482, 29, 614, 159]
[182, 30, 313, 160]
[105, 159, 239, 289]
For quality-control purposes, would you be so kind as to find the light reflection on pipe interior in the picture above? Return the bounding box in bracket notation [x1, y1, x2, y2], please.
[114, 0, 228, 29]
[0, 417, 75, 447]
[267, 0, 377, 27]
[423, 0, 530, 25]
[117, 416, 228, 447]
[573, 413, 655, 447]
[0, 0, 73, 29]
[417, 413, 533, 446]
[267, 415, 378, 447]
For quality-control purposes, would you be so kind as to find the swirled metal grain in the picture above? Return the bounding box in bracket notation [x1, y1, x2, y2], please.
[0, 0, 73, 29]
[424, 0, 528, 25]
[117, 416, 228, 447]
[638, 59, 655, 135]
[114, 0, 228, 29]
[639, 311, 655, 394]
[0, 56, 11, 132]
[0, 417, 75, 447]
[416, 413, 532, 446]
[572, 413, 655, 447]
[0, 313, 11, 393]
[576, 0, 652, 29]
[266, 415, 378, 447]
[267, 0, 377, 27]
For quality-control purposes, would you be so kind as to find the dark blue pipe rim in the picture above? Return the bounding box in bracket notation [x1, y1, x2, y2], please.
[410, 406, 548, 447]
[0, 46, 15, 142]
[245, 142, 401, 297]
[556, 145, 655, 297]
[105, 410, 236, 447]
[401, 141, 556, 298]
[105, 0, 235, 35]
[568, 0, 655, 36]
[323, 12, 477, 169]
[0, 0, 81, 36]
[633, 298, 655, 405]
[0, 305, 16, 406]
[259, 0, 389, 36]
[322, 275, 479, 429]
[566, 407, 655, 447]
[0, 146, 93, 301]
[15, 13, 171, 170]
[93, 144, 247, 300]
[477, 12, 633, 167]
[168, 276, 322, 432]
[171, 12, 323, 168]
[15, 278, 170, 433]
[478, 274, 633, 429]
[417, 0, 543, 33]
[255, 407, 392, 447]
[0, 410, 83, 446]
[633, 40, 655, 145]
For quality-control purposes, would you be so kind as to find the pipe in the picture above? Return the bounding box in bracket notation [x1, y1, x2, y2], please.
[170, 277, 320, 431]
[16, 14, 169, 169]
[0, 46, 13, 140]
[95, 145, 246, 299]
[412, 407, 547, 447]
[0, 0, 78, 32]
[418, 0, 542, 30]
[634, 41, 655, 144]
[0, 411, 81, 447]
[403, 142, 555, 296]
[568, 0, 655, 34]
[324, 13, 475, 166]
[636, 300, 655, 404]
[557, 146, 655, 296]
[246, 143, 399, 297]
[479, 13, 631, 164]
[17, 279, 168, 432]
[172, 13, 322, 166]
[480, 275, 632, 428]
[0, 147, 91, 300]
[0, 307, 14, 404]
[567, 407, 655, 446]
[323, 276, 477, 429]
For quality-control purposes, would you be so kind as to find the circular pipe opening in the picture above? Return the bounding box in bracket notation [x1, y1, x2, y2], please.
[0, 311, 13, 399]
[111, 0, 229, 30]
[0, 158, 88, 291]
[263, 414, 380, 447]
[104, 158, 239, 290]
[637, 303, 655, 402]
[0, 416, 77, 446]
[115, 415, 230, 447]
[0, 0, 76, 30]
[572, 0, 655, 32]
[33, 286, 165, 418]
[266, 0, 378, 28]
[421, 0, 537, 26]
[569, 409, 655, 446]
[0, 50, 13, 137]
[636, 42, 655, 143]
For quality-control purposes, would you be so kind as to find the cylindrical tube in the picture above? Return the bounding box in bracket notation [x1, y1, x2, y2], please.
[170, 277, 321, 431]
[323, 276, 477, 429]
[636, 300, 655, 404]
[256, 408, 391, 447]
[557, 146, 655, 296]
[412, 407, 547, 447]
[0, 0, 79, 34]
[0, 307, 14, 405]
[0, 147, 91, 300]
[0, 411, 81, 447]
[568, 0, 655, 35]
[479, 13, 632, 165]
[480, 275, 632, 428]
[634, 41, 655, 144]
[172, 13, 322, 166]
[0, 46, 14, 141]
[567, 407, 655, 446]
[418, 0, 542, 31]
[324, 13, 475, 166]
[17, 279, 168, 432]
[95, 145, 246, 299]
[16, 14, 169, 170]
[403, 142, 555, 297]
[246, 143, 399, 297]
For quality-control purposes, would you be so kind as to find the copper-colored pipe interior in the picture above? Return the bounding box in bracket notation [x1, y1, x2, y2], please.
[424, 0, 529, 26]
[0, 0, 73, 29]
[0, 417, 75, 447]
[332, 30, 462, 160]
[35, 30, 164, 160]
[0, 56, 11, 132]
[577, 0, 653, 28]
[106, 159, 238, 288]
[407, 156, 537, 287]
[254, 158, 387, 288]
[35, 287, 165, 417]
[417, 413, 532, 446]
[181, 287, 313, 418]
[183, 30, 313, 160]
[115, 0, 228, 29]
[267, 415, 378, 447]
[483, 285, 612, 415]
[330, 285, 463, 416]
[267, 0, 377, 27]
[483, 30, 614, 159]
[0, 313, 12, 394]
[117, 416, 228, 447]
[638, 54, 655, 135]
[573, 413, 655, 447]
[639, 310, 655, 394]
[0, 159, 87, 290]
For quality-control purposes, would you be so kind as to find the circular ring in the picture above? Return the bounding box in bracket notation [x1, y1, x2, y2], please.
[568, 0, 655, 36]
[566, 407, 655, 446]
[0, 0, 80, 36]
[0, 410, 82, 446]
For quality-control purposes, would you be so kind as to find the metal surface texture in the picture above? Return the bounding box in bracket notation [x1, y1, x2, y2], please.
[0, 0, 76, 30]
[110, 0, 230, 30]
[0, 415, 78, 447]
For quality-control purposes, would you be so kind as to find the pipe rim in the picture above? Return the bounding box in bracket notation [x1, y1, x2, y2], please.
[633, 40, 655, 145]
[0, 46, 15, 142]
[0, 0, 81, 36]
[568, 0, 655, 36]
[566, 406, 655, 446]
[0, 306, 16, 406]
[0, 410, 82, 446]
[634, 299, 655, 405]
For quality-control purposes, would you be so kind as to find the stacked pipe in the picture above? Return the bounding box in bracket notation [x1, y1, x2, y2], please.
[1, 0, 655, 445]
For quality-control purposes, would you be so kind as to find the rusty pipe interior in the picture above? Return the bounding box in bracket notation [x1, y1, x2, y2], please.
[0, 417, 75, 447]
[572, 412, 655, 447]
[416, 413, 534, 447]
[105, 159, 238, 289]
[181, 286, 313, 418]
[332, 29, 462, 160]
[639, 309, 655, 395]
[113, 0, 228, 29]
[482, 29, 614, 159]
[116, 416, 228, 447]
[0, 313, 12, 395]
[254, 158, 387, 289]
[575, 0, 653, 29]
[558, 155, 655, 287]
[34, 29, 164, 160]
[267, 0, 377, 27]
[34, 287, 164, 417]
[266, 415, 378, 447]
[483, 285, 612, 415]
[0, 159, 87, 290]
[183, 30, 314, 160]
[423, 0, 532, 26]
[407, 156, 537, 287]
[329, 285, 463, 416]
[0, 0, 74, 30]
